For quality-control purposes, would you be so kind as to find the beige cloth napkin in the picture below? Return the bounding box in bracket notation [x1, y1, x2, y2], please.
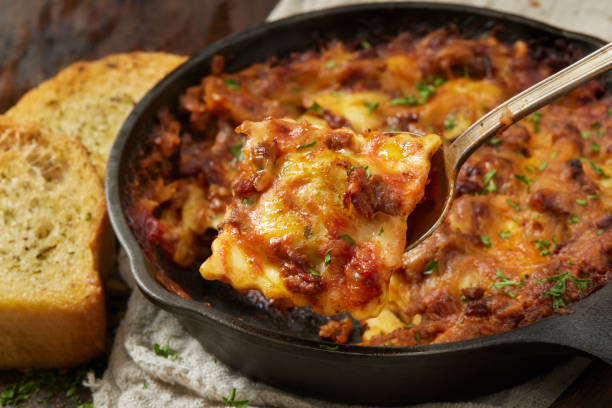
[91, 1, 610, 406]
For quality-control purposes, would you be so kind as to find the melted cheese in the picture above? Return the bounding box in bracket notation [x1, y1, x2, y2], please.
[200, 118, 440, 319]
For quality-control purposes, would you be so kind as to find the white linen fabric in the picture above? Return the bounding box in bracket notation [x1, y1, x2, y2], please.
[92, 1, 609, 406]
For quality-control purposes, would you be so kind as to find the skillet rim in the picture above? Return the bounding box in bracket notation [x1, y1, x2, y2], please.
[105, 1, 611, 358]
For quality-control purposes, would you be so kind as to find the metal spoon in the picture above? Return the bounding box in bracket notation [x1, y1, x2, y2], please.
[404, 42, 612, 250]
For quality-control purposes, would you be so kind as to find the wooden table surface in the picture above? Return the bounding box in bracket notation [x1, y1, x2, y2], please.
[0, 1, 610, 407]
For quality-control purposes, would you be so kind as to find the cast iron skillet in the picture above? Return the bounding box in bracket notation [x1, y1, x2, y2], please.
[106, 2, 612, 405]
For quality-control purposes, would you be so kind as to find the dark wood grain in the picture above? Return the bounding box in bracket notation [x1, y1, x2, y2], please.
[0, 0, 278, 112]
[0, 1, 609, 407]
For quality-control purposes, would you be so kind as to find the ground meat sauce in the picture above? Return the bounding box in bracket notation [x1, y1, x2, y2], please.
[128, 28, 612, 346]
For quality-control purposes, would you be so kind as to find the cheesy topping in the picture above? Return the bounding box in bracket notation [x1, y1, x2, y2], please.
[200, 118, 440, 319]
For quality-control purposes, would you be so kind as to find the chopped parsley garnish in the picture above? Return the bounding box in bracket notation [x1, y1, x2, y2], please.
[154, 336, 179, 360]
[229, 142, 243, 161]
[364, 101, 379, 114]
[338, 234, 356, 246]
[242, 198, 255, 205]
[143, 381, 148, 389]
[422, 259, 439, 275]
[297, 140, 317, 150]
[506, 198, 520, 211]
[222, 388, 249, 408]
[489, 137, 502, 146]
[306, 102, 323, 114]
[324, 251, 332, 265]
[444, 115, 456, 130]
[491, 269, 518, 298]
[482, 170, 497, 193]
[537, 161, 548, 171]
[591, 122, 601, 129]
[378, 226, 384, 235]
[550, 150, 559, 159]
[319, 344, 339, 351]
[580, 130, 590, 139]
[308, 268, 321, 277]
[385, 341, 393, 347]
[85, 212, 92, 221]
[583, 158, 606, 177]
[598, 229, 605, 235]
[514, 174, 534, 191]
[414, 332, 421, 345]
[568, 214, 580, 224]
[326, 60, 337, 69]
[405, 322, 413, 330]
[224, 78, 241, 90]
[533, 239, 553, 256]
[588, 190, 600, 200]
[537, 272, 590, 309]
[530, 112, 542, 133]
[480, 235, 491, 248]
[591, 141, 600, 152]
[389, 95, 418, 106]
[608, 106, 612, 116]
[576, 199, 587, 206]
[499, 230, 511, 238]
[361, 40, 371, 49]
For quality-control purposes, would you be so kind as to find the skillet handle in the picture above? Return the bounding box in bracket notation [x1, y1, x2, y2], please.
[525, 285, 612, 365]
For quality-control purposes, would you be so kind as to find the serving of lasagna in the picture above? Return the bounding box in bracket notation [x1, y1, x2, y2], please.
[128, 28, 612, 346]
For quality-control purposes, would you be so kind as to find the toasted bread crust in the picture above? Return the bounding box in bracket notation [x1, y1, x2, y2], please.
[6, 52, 186, 177]
[0, 116, 109, 368]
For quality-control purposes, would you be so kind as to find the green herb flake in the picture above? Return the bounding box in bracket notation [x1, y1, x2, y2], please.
[228, 142, 243, 161]
[499, 230, 511, 239]
[580, 130, 590, 139]
[587, 159, 606, 177]
[308, 268, 321, 277]
[592, 142, 601, 153]
[514, 174, 534, 191]
[481, 170, 497, 194]
[598, 229, 605, 235]
[326, 60, 337, 69]
[489, 137, 502, 146]
[297, 141, 317, 150]
[364, 101, 379, 114]
[222, 388, 249, 408]
[414, 332, 421, 345]
[154, 336, 179, 360]
[444, 115, 456, 130]
[550, 150, 559, 159]
[480, 235, 492, 248]
[537, 161, 548, 171]
[537, 272, 591, 309]
[242, 198, 255, 205]
[608, 106, 612, 116]
[506, 198, 520, 211]
[422, 259, 439, 275]
[384, 341, 393, 347]
[338, 234, 356, 246]
[85, 212, 92, 221]
[306, 102, 323, 115]
[364, 165, 371, 179]
[568, 214, 580, 224]
[492, 269, 519, 297]
[591, 122, 601, 129]
[361, 40, 371, 49]
[405, 323, 413, 330]
[576, 199, 587, 206]
[224, 78, 241, 90]
[319, 344, 339, 351]
[389, 95, 418, 106]
[324, 251, 331, 265]
[378, 226, 384, 236]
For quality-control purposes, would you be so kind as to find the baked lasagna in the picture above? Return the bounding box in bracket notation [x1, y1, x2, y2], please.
[129, 28, 612, 346]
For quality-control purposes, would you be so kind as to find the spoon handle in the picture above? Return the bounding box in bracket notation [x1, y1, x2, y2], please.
[445, 42, 612, 174]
